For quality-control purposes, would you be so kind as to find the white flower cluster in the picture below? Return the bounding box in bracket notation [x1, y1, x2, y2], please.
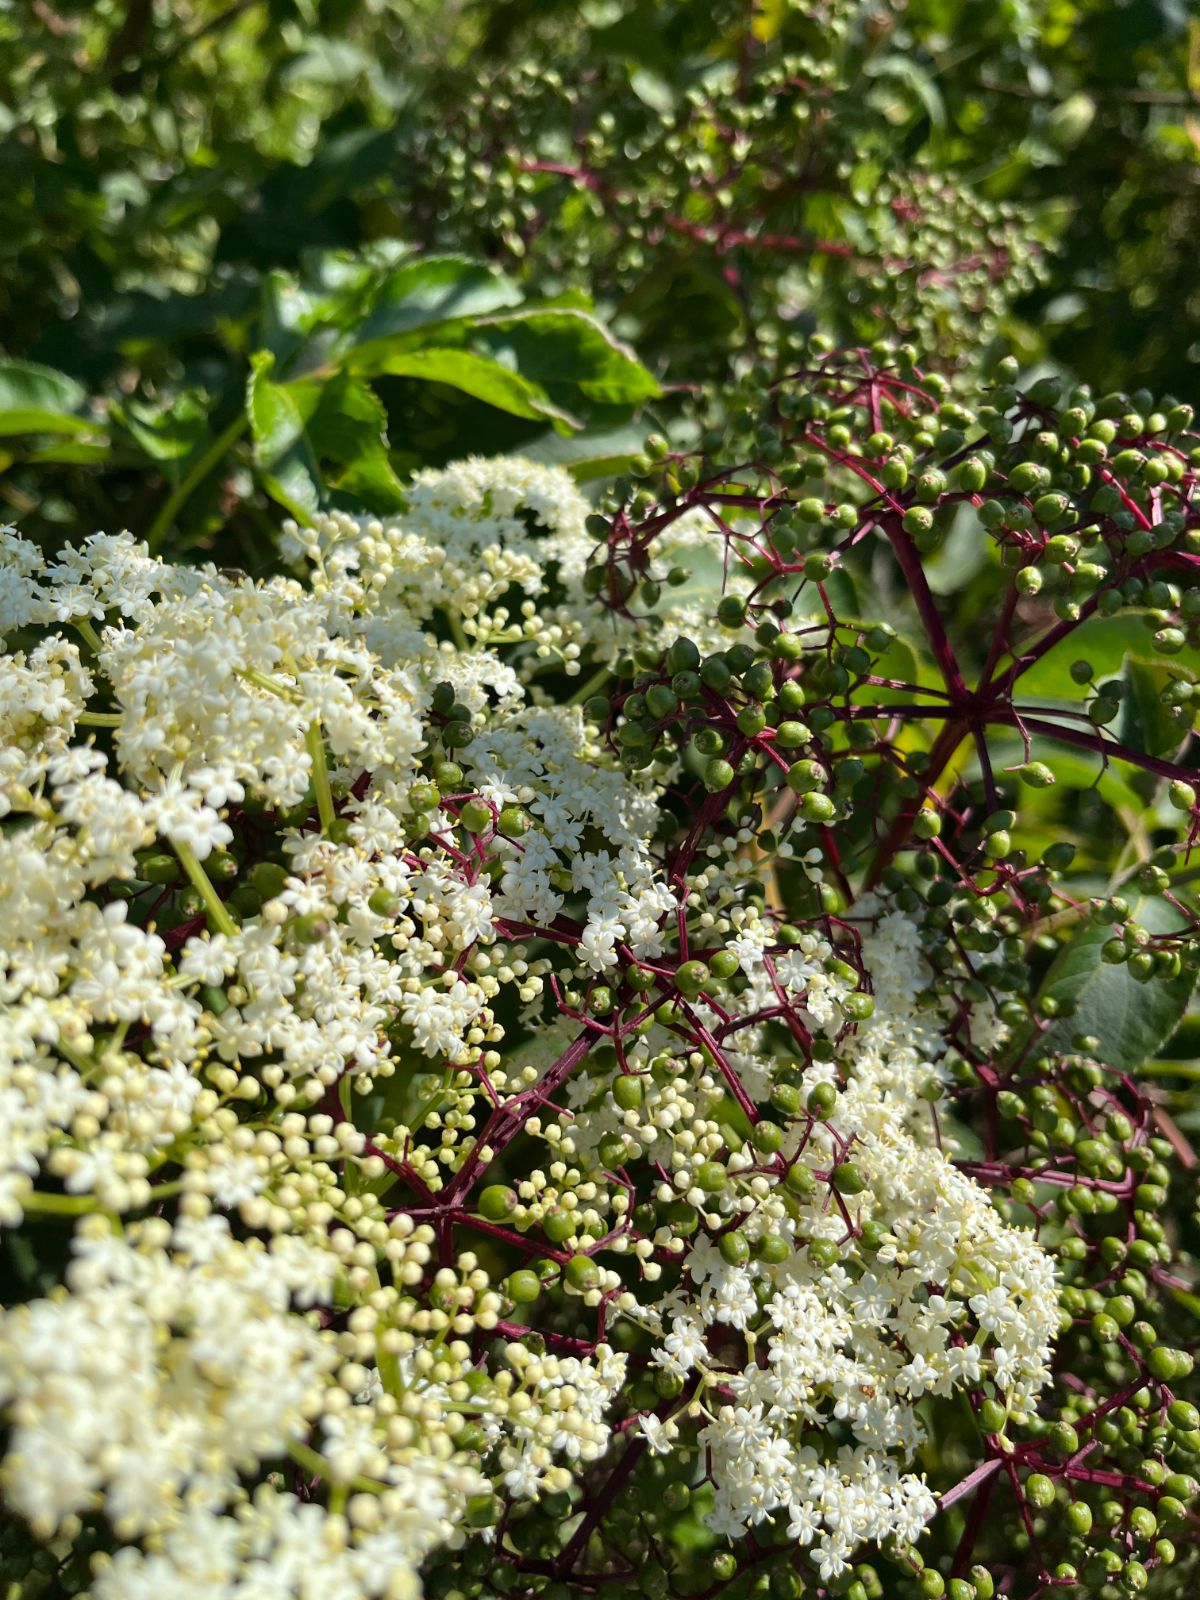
[0, 492, 656, 1595]
[0, 459, 1059, 1596]
[602, 904, 1056, 1580]
[1, 1214, 336, 1539]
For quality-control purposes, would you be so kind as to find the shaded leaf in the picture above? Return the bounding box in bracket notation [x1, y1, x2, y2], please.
[1016, 612, 1200, 700]
[349, 255, 524, 357]
[114, 391, 212, 464]
[1030, 896, 1197, 1071]
[0, 361, 94, 437]
[475, 308, 662, 408]
[246, 351, 323, 520]
[306, 373, 405, 511]
[346, 346, 579, 429]
[1120, 659, 1187, 758]
[522, 419, 650, 479]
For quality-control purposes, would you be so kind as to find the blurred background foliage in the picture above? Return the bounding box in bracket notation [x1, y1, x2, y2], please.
[0, 0, 1196, 557]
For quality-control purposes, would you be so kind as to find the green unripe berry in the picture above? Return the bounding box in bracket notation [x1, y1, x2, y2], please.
[709, 948, 741, 980]
[1015, 566, 1043, 596]
[830, 1161, 866, 1195]
[751, 1120, 783, 1154]
[142, 852, 185, 885]
[755, 1232, 790, 1264]
[784, 1161, 816, 1196]
[613, 1076, 644, 1110]
[787, 759, 823, 793]
[799, 792, 835, 823]
[771, 1083, 802, 1116]
[542, 1209, 577, 1244]
[507, 1269, 542, 1304]
[478, 1185, 518, 1221]
[1018, 762, 1055, 788]
[1050, 1421, 1080, 1456]
[1168, 1399, 1200, 1431]
[703, 758, 735, 793]
[1042, 842, 1076, 870]
[980, 1399, 1007, 1434]
[589, 986, 614, 1016]
[666, 637, 701, 674]
[700, 656, 733, 694]
[807, 1238, 840, 1269]
[1067, 1501, 1093, 1536]
[806, 1081, 838, 1119]
[1026, 1473, 1056, 1510]
[1009, 461, 1046, 493]
[460, 798, 493, 833]
[291, 912, 330, 945]
[719, 1231, 751, 1266]
[644, 685, 679, 721]
[564, 1254, 600, 1292]
[675, 959, 709, 996]
[968, 1568, 993, 1600]
[1035, 493, 1071, 527]
[842, 992, 875, 1020]
[913, 809, 941, 839]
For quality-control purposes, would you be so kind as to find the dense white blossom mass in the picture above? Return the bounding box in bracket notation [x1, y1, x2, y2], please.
[0, 461, 1056, 1598]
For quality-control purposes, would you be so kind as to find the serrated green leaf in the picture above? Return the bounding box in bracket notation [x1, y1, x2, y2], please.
[246, 351, 323, 520]
[0, 360, 93, 436]
[306, 372, 405, 511]
[475, 308, 662, 408]
[345, 346, 579, 428]
[349, 255, 524, 354]
[1028, 896, 1197, 1072]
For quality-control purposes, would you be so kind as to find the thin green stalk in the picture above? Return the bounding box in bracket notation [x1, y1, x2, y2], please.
[1140, 1061, 1200, 1080]
[22, 1190, 99, 1216]
[287, 1439, 387, 1495]
[173, 839, 239, 937]
[566, 661, 612, 707]
[305, 720, 337, 834]
[72, 617, 105, 654]
[76, 710, 123, 727]
[446, 610, 469, 650]
[237, 665, 302, 701]
[145, 413, 248, 555]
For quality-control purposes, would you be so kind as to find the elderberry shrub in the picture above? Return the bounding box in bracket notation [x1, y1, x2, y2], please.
[0, 348, 1197, 1600]
[401, 0, 1043, 382]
